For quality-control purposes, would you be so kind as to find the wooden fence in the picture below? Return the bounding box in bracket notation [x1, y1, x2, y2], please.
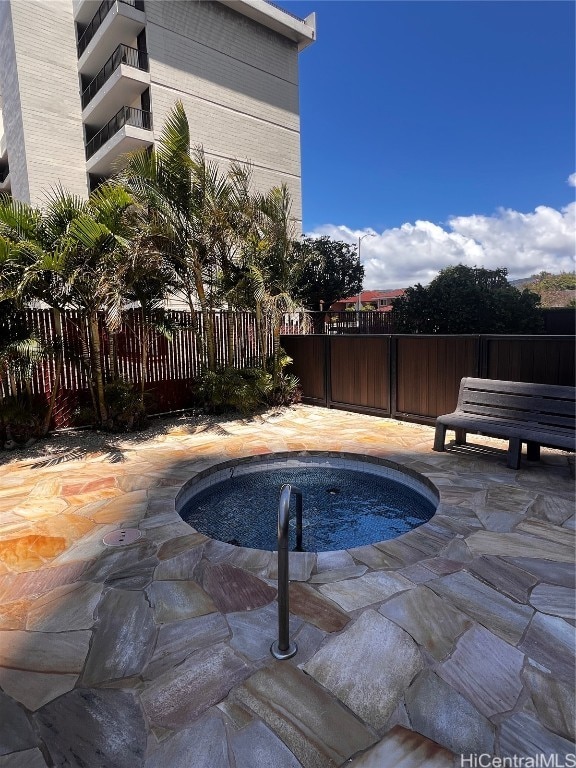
[282, 308, 576, 335]
[4, 306, 575, 430]
[281, 334, 576, 424]
[3, 309, 272, 426]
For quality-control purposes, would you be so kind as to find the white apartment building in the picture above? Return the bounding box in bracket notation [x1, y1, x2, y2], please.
[0, 0, 315, 225]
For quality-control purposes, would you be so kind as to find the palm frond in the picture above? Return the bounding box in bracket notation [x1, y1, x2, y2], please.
[0, 198, 43, 242]
[43, 185, 87, 243]
[68, 215, 113, 249]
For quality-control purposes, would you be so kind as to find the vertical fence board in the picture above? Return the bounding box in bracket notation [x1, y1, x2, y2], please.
[281, 336, 327, 404]
[486, 337, 575, 385]
[329, 336, 390, 412]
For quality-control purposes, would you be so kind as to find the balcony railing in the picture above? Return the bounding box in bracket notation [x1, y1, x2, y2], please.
[85, 106, 152, 159]
[264, 0, 306, 23]
[77, 0, 145, 57]
[81, 44, 149, 109]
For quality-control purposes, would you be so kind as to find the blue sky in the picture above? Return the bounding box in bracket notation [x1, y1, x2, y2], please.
[278, 1, 576, 287]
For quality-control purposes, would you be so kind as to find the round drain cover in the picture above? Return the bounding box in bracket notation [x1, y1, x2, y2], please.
[102, 528, 142, 547]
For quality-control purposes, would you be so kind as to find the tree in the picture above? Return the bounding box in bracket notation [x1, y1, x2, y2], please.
[521, 271, 576, 308]
[120, 101, 242, 372]
[524, 271, 576, 292]
[292, 236, 364, 312]
[0, 184, 137, 428]
[392, 265, 543, 334]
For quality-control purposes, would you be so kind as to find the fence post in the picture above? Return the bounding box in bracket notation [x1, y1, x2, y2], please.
[390, 335, 397, 419]
[477, 336, 489, 378]
[324, 333, 331, 407]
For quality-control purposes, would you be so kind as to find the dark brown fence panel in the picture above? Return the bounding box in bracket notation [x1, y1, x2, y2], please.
[486, 336, 575, 386]
[542, 308, 576, 335]
[281, 335, 326, 404]
[396, 336, 479, 420]
[329, 336, 390, 413]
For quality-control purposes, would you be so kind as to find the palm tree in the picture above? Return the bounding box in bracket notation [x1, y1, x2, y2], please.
[120, 101, 242, 372]
[0, 184, 136, 429]
[243, 184, 300, 381]
[118, 221, 175, 404]
[0, 194, 68, 434]
[62, 183, 136, 425]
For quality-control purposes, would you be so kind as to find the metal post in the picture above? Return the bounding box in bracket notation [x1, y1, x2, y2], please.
[294, 490, 303, 552]
[270, 484, 301, 660]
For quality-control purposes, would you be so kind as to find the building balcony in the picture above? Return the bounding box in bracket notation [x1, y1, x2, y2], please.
[219, 0, 316, 51]
[77, 0, 145, 77]
[85, 106, 152, 176]
[81, 45, 150, 124]
[73, 0, 104, 25]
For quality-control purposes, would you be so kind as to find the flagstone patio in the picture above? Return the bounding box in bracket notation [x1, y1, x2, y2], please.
[0, 405, 574, 767]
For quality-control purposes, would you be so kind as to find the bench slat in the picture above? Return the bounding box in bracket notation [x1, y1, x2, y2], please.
[460, 390, 575, 417]
[463, 377, 576, 401]
[455, 402, 574, 429]
[438, 413, 576, 446]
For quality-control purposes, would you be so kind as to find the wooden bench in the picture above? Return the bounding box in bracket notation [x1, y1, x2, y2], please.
[433, 377, 576, 470]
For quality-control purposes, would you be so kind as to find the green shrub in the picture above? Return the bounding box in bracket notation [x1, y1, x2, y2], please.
[194, 365, 301, 415]
[104, 378, 147, 432]
[0, 396, 43, 446]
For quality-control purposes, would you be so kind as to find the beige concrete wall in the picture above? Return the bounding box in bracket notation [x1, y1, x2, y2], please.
[146, 0, 303, 225]
[2, 0, 88, 204]
[0, 0, 30, 200]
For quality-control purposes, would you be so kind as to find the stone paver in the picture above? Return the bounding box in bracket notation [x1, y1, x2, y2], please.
[347, 725, 454, 768]
[404, 670, 495, 755]
[227, 603, 301, 662]
[82, 589, 156, 685]
[427, 570, 533, 644]
[379, 584, 472, 660]
[35, 688, 147, 768]
[0, 629, 91, 673]
[0, 691, 38, 756]
[201, 563, 277, 613]
[499, 713, 575, 759]
[465, 555, 538, 602]
[145, 714, 231, 768]
[26, 581, 103, 631]
[0, 405, 573, 765]
[142, 643, 251, 728]
[437, 624, 525, 717]
[230, 720, 302, 768]
[288, 582, 350, 632]
[518, 612, 575, 679]
[523, 663, 575, 741]
[0, 749, 48, 768]
[303, 610, 423, 729]
[319, 570, 413, 612]
[147, 579, 216, 622]
[0, 669, 78, 711]
[144, 612, 229, 679]
[230, 663, 377, 768]
[529, 583, 575, 620]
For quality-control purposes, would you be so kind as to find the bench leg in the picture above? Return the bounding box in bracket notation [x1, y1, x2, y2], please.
[433, 424, 447, 452]
[507, 438, 522, 470]
[454, 428, 467, 445]
[526, 442, 540, 462]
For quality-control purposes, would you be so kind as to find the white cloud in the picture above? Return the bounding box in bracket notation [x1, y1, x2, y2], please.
[568, 173, 576, 187]
[307, 203, 576, 288]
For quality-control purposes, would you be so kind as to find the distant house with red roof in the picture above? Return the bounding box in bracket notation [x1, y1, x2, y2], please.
[330, 289, 405, 313]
